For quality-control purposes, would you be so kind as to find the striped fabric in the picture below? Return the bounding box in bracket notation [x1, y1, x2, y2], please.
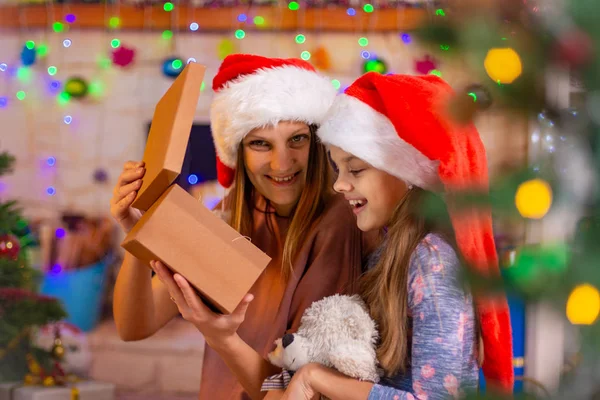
[261, 369, 294, 391]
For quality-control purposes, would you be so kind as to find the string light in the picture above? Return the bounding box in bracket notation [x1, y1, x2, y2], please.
[162, 30, 173, 40]
[566, 284, 600, 325]
[363, 4, 374, 13]
[237, 14, 247, 22]
[331, 79, 341, 90]
[65, 14, 75, 23]
[163, 2, 174, 12]
[254, 16, 265, 26]
[358, 37, 369, 47]
[435, 9, 446, 16]
[300, 51, 311, 60]
[64, 116, 72, 124]
[53, 22, 64, 33]
[47, 157, 56, 166]
[0, 97, 7, 108]
[36, 44, 48, 57]
[515, 178, 552, 219]
[190, 22, 199, 31]
[187, 57, 197, 64]
[110, 39, 120, 48]
[25, 41, 35, 50]
[361, 51, 370, 59]
[0, 63, 7, 72]
[63, 39, 72, 48]
[16, 91, 26, 100]
[109, 17, 120, 29]
[50, 81, 61, 91]
[295, 34, 306, 44]
[347, 8, 356, 16]
[484, 48, 523, 84]
[17, 67, 32, 82]
[288, 1, 299, 10]
[46, 187, 56, 196]
[201, 82, 206, 91]
[55, 228, 66, 239]
[401, 33, 411, 44]
[430, 70, 442, 77]
[235, 30, 246, 39]
[440, 44, 450, 51]
[188, 174, 199, 185]
[48, 66, 57, 76]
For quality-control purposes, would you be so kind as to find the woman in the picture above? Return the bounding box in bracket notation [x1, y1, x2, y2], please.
[267, 73, 514, 399]
[110, 54, 378, 399]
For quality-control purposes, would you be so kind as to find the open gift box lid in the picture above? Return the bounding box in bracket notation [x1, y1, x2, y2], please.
[132, 62, 207, 211]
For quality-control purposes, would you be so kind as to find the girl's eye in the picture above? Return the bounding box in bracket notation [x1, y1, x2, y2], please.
[349, 169, 365, 176]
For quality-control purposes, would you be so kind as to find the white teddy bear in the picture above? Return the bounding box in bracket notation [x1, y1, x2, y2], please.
[267, 294, 380, 384]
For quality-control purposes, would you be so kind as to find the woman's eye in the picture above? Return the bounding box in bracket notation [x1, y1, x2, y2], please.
[249, 140, 269, 148]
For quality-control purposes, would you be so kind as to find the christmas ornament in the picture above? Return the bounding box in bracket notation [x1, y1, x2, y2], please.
[414, 54, 438, 75]
[0, 233, 20, 260]
[162, 57, 184, 78]
[51, 326, 65, 361]
[20, 43, 37, 66]
[111, 44, 136, 68]
[554, 29, 594, 68]
[312, 46, 331, 71]
[92, 168, 108, 183]
[465, 84, 493, 110]
[566, 283, 600, 325]
[515, 178, 553, 219]
[362, 58, 387, 74]
[64, 77, 89, 99]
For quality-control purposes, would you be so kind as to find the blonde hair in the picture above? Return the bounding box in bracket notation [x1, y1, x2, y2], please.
[225, 125, 332, 280]
[361, 188, 481, 376]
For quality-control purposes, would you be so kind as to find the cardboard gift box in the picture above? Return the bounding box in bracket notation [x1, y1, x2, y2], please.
[0, 381, 115, 400]
[121, 63, 271, 314]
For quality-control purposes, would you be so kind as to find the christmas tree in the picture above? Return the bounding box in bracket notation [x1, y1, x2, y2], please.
[0, 151, 66, 382]
[414, 0, 600, 398]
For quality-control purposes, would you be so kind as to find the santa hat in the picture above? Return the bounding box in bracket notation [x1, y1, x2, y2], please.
[210, 54, 337, 188]
[318, 72, 514, 392]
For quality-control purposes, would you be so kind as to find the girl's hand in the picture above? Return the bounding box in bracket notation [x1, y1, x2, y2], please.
[150, 260, 253, 349]
[281, 364, 320, 400]
[109, 161, 145, 234]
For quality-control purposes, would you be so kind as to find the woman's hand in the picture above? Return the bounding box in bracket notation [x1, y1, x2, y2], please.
[110, 161, 145, 234]
[281, 364, 320, 400]
[150, 260, 253, 349]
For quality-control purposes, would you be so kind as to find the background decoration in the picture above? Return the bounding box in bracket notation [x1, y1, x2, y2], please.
[63, 77, 88, 99]
[217, 39, 236, 60]
[414, 54, 438, 75]
[0, 151, 67, 382]
[362, 57, 387, 74]
[312, 46, 331, 71]
[20, 42, 36, 66]
[111, 44, 136, 68]
[162, 57, 184, 78]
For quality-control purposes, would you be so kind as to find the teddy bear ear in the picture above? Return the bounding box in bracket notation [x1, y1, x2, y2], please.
[267, 338, 285, 368]
[329, 341, 380, 383]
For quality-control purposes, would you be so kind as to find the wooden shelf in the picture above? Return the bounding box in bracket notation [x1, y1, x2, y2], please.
[0, 4, 427, 32]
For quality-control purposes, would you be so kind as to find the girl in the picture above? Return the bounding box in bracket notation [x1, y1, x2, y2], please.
[269, 73, 514, 399]
[110, 55, 377, 399]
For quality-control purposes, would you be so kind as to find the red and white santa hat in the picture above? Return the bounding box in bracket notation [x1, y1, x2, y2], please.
[318, 72, 514, 392]
[210, 54, 337, 188]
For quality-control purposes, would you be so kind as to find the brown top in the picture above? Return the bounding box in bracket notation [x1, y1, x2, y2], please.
[198, 193, 375, 399]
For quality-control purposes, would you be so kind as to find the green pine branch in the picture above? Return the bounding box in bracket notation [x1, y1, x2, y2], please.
[0, 151, 15, 177]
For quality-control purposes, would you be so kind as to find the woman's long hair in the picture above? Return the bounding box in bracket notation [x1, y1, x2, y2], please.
[225, 125, 332, 280]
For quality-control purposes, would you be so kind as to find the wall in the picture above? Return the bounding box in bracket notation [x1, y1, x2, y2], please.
[0, 29, 529, 221]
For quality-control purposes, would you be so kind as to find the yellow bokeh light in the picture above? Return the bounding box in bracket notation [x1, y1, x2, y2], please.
[515, 178, 552, 219]
[566, 284, 600, 325]
[484, 48, 522, 84]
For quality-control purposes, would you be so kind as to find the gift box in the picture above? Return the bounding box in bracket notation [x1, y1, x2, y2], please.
[0, 381, 115, 400]
[121, 63, 272, 314]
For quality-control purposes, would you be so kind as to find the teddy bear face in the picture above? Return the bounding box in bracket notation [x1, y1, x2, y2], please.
[267, 294, 381, 383]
